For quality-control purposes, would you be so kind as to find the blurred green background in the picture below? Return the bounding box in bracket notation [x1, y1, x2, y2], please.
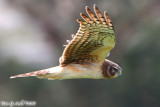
[0, 0, 160, 107]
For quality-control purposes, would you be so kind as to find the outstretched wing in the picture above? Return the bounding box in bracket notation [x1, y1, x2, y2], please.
[60, 4, 115, 66]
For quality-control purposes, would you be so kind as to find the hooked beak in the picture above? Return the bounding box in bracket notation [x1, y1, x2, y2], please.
[118, 67, 122, 77]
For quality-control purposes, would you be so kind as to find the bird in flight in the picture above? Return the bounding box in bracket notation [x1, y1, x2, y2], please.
[10, 4, 122, 80]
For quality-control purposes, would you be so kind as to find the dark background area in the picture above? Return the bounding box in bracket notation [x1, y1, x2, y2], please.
[0, 0, 160, 107]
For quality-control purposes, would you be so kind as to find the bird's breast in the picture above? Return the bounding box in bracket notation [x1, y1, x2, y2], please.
[59, 63, 104, 79]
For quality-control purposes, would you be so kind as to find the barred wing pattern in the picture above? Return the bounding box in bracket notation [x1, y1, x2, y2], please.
[10, 5, 122, 80]
[60, 5, 115, 65]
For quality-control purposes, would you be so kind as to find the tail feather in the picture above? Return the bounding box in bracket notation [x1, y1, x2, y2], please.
[10, 69, 50, 79]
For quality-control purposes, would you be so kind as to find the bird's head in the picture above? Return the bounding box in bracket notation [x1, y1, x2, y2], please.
[101, 59, 122, 79]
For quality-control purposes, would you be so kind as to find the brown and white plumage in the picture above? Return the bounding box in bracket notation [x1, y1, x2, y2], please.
[10, 4, 122, 80]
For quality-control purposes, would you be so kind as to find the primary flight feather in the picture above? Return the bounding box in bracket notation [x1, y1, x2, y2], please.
[10, 4, 122, 80]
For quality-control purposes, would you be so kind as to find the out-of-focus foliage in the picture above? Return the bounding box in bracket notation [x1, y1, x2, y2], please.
[0, 0, 160, 107]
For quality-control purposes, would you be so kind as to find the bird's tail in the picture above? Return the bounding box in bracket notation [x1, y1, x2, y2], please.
[10, 69, 50, 79]
[10, 66, 63, 80]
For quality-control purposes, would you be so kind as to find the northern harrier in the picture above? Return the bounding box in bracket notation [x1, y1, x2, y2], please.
[10, 4, 122, 80]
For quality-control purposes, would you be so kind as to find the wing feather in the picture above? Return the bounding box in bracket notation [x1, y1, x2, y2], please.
[94, 5, 106, 24]
[86, 6, 98, 23]
[60, 5, 115, 66]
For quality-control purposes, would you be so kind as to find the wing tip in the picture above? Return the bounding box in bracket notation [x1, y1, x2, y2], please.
[85, 6, 89, 10]
[104, 11, 114, 29]
[77, 19, 85, 24]
[93, 4, 104, 23]
[80, 13, 93, 23]
[93, 4, 97, 10]
[86, 5, 98, 22]
[84, 4, 114, 28]
[83, 4, 113, 26]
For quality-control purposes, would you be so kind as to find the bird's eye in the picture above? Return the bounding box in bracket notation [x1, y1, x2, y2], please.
[113, 67, 118, 73]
